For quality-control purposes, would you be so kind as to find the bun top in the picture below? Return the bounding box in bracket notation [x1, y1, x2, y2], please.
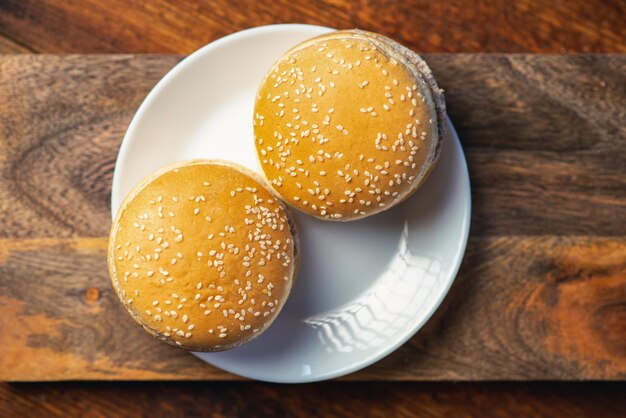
[108, 160, 298, 351]
[254, 29, 445, 221]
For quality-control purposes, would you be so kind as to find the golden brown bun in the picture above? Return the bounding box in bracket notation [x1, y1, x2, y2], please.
[253, 29, 446, 221]
[108, 160, 298, 351]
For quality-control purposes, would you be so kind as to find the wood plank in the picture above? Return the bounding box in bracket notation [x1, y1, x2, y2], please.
[0, 236, 624, 381]
[0, 0, 625, 54]
[2, 381, 626, 418]
[0, 55, 624, 380]
[0, 55, 624, 238]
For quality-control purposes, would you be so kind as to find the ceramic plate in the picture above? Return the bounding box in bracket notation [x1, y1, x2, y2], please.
[111, 24, 471, 383]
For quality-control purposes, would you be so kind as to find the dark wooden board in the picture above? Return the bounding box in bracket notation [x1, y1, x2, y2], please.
[1, 236, 625, 381]
[0, 54, 624, 381]
[1, 55, 624, 238]
[2, 381, 626, 418]
[1, 0, 625, 54]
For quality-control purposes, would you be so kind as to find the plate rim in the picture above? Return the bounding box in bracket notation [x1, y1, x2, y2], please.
[111, 23, 472, 383]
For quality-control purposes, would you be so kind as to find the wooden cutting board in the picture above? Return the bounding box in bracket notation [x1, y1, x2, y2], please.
[0, 54, 624, 381]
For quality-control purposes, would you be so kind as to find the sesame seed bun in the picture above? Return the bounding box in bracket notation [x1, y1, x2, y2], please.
[253, 29, 446, 221]
[108, 160, 298, 351]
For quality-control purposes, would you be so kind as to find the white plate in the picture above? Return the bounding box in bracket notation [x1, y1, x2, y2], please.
[112, 24, 471, 383]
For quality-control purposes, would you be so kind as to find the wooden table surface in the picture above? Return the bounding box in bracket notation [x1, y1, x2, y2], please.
[0, 0, 624, 53]
[1, 0, 625, 416]
[1, 382, 625, 418]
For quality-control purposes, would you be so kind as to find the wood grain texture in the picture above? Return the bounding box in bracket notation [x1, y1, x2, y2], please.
[1, 236, 625, 381]
[0, 0, 625, 54]
[1, 55, 624, 238]
[2, 381, 626, 418]
[0, 34, 34, 53]
[0, 54, 624, 381]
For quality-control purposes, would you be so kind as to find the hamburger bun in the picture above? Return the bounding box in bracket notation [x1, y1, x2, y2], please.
[108, 160, 298, 351]
[253, 29, 446, 221]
